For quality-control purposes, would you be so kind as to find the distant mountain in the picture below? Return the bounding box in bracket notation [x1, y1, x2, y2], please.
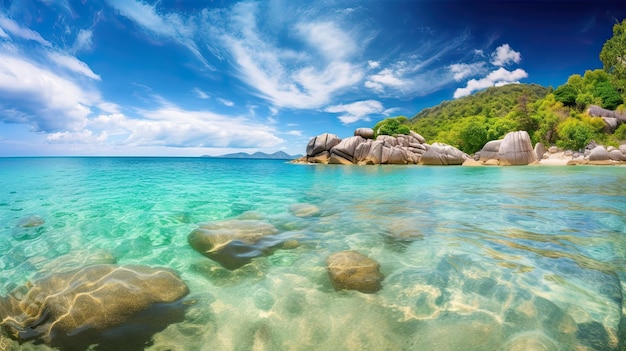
[201, 151, 302, 160]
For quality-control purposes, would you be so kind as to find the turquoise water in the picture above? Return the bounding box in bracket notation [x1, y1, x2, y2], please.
[0, 157, 625, 350]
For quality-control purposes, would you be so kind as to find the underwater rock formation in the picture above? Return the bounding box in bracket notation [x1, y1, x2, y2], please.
[0, 264, 189, 350]
[326, 251, 383, 293]
[188, 219, 288, 270]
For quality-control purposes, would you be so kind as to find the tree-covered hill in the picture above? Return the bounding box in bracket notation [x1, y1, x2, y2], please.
[406, 84, 549, 153]
[371, 19, 626, 155]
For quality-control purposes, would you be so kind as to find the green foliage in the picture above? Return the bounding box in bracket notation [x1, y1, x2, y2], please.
[459, 119, 489, 154]
[556, 118, 598, 151]
[363, 24, 626, 155]
[374, 116, 411, 137]
[593, 81, 623, 110]
[611, 123, 626, 143]
[553, 84, 577, 107]
[407, 84, 549, 146]
[600, 19, 626, 93]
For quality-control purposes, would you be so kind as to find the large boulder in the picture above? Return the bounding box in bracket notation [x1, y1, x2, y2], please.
[307, 151, 330, 164]
[609, 150, 626, 161]
[409, 131, 426, 144]
[589, 146, 610, 161]
[376, 135, 398, 147]
[353, 139, 373, 164]
[478, 140, 502, 162]
[326, 251, 383, 293]
[354, 128, 375, 139]
[498, 131, 537, 166]
[534, 142, 546, 160]
[188, 219, 282, 269]
[329, 136, 366, 163]
[359, 140, 385, 165]
[306, 133, 341, 157]
[0, 264, 189, 350]
[419, 143, 468, 165]
[386, 146, 410, 164]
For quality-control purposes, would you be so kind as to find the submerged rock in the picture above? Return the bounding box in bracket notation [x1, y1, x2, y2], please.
[326, 251, 383, 293]
[0, 264, 189, 350]
[188, 219, 283, 269]
[288, 203, 320, 217]
[16, 215, 45, 228]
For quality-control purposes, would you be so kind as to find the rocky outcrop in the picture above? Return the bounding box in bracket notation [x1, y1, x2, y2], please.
[588, 146, 610, 161]
[354, 128, 375, 139]
[0, 264, 189, 350]
[534, 142, 546, 160]
[419, 143, 469, 165]
[588, 105, 626, 133]
[474, 131, 537, 166]
[498, 131, 538, 165]
[295, 127, 626, 167]
[188, 218, 291, 270]
[306, 133, 341, 158]
[477, 140, 502, 162]
[326, 251, 383, 293]
[296, 128, 465, 166]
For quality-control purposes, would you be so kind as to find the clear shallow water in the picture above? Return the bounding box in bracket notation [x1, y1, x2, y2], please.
[0, 157, 625, 350]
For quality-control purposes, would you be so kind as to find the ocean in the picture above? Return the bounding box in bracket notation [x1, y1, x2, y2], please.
[0, 157, 625, 350]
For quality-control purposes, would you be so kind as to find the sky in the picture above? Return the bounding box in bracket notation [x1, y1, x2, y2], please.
[0, 0, 624, 157]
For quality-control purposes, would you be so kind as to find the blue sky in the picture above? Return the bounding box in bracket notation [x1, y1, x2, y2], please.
[0, 0, 624, 156]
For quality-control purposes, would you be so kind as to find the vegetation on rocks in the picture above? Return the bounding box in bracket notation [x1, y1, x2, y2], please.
[372, 19, 626, 154]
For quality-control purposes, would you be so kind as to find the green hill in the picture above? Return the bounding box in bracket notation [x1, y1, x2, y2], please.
[402, 84, 549, 153]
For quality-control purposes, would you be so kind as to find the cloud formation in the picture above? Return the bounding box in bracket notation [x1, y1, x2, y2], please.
[452, 44, 527, 98]
[453, 67, 528, 98]
[324, 100, 385, 124]
[491, 44, 521, 66]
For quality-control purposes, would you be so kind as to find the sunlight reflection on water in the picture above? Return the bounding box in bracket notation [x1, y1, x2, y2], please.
[0, 158, 624, 350]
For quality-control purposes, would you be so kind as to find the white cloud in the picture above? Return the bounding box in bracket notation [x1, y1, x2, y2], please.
[217, 98, 234, 107]
[453, 67, 527, 98]
[218, 3, 363, 109]
[368, 60, 380, 69]
[193, 88, 210, 99]
[73, 29, 94, 52]
[491, 44, 521, 66]
[474, 49, 485, 58]
[48, 52, 101, 80]
[0, 15, 51, 46]
[297, 21, 356, 60]
[364, 31, 470, 97]
[324, 100, 384, 124]
[285, 130, 303, 136]
[0, 27, 8, 39]
[449, 62, 486, 81]
[47, 129, 108, 144]
[85, 106, 284, 148]
[106, 0, 214, 70]
[0, 53, 98, 131]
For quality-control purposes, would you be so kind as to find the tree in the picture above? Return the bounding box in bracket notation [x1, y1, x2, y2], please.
[593, 81, 623, 110]
[556, 118, 595, 151]
[374, 116, 411, 137]
[600, 19, 626, 93]
[459, 120, 489, 154]
[553, 84, 577, 107]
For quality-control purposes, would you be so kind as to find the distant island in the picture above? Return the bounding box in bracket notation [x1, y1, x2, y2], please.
[201, 151, 302, 160]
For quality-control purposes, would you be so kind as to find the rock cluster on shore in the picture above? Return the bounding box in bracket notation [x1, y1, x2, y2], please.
[294, 128, 626, 166]
[294, 128, 469, 165]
